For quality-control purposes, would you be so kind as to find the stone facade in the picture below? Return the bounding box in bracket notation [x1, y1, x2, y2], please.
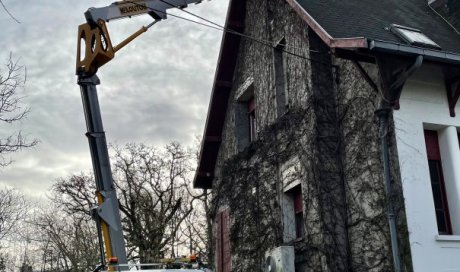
[208, 0, 412, 271]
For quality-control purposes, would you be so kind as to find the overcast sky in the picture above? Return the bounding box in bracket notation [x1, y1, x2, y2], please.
[0, 0, 228, 197]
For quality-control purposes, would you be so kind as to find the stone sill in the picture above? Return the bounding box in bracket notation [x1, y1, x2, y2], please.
[435, 235, 460, 242]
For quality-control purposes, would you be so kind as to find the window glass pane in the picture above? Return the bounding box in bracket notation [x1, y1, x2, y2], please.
[294, 190, 303, 213]
[424, 130, 452, 235]
[247, 97, 256, 142]
[398, 28, 438, 46]
[295, 212, 304, 238]
[274, 39, 288, 117]
[436, 211, 448, 234]
[249, 112, 256, 142]
[431, 184, 442, 210]
[428, 160, 440, 184]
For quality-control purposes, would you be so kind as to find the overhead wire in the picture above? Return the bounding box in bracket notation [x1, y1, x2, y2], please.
[428, 2, 460, 35]
[163, 0, 323, 56]
[123, 0, 328, 62]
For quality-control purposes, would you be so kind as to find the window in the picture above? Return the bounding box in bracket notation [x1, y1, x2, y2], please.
[215, 209, 231, 272]
[274, 39, 288, 117]
[281, 157, 304, 242]
[248, 97, 257, 142]
[424, 130, 452, 235]
[284, 185, 304, 240]
[292, 186, 304, 238]
[390, 24, 441, 49]
[235, 80, 256, 152]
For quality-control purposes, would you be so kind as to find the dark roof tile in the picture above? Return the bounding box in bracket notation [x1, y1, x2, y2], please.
[295, 0, 460, 54]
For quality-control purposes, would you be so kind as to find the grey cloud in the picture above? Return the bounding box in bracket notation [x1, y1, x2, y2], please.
[0, 0, 228, 195]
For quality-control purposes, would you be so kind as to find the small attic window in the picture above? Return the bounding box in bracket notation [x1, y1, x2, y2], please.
[390, 24, 441, 50]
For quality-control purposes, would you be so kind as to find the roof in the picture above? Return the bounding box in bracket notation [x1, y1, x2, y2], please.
[193, 0, 460, 188]
[193, 0, 245, 188]
[293, 0, 460, 55]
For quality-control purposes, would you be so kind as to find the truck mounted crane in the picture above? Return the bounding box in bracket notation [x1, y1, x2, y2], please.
[75, 1, 208, 271]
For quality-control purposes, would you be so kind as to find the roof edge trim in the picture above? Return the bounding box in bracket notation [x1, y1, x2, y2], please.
[285, 0, 367, 49]
[193, 0, 244, 189]
[331, 38, 368, 48]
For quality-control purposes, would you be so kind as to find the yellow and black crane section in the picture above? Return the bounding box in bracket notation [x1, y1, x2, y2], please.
[75, 0, 206, 271]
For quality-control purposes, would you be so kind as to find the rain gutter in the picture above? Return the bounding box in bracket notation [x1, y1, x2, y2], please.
[369, 40, 460, 65]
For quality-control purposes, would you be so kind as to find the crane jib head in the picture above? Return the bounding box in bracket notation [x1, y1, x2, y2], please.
[118, 2, 148, 16]
[84, 0, 206, 24]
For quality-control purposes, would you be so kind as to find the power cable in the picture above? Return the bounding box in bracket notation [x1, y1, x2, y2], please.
[159, 0, 321, 54]
[0, 0, 20, 23]
[123, 0, 326, 62]
[428, 2, 460, 35]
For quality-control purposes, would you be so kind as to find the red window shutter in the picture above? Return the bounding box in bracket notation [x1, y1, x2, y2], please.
[216, 210, 231, 272]
[248, 97, 256, 113]
[222, 210, 232, 272]
[424, 130, 453, 235]
[294, 190, 303, 214]
[248, 97, 257, 142]
[215, 214, 222, 272]
[424, 130, 441, 160]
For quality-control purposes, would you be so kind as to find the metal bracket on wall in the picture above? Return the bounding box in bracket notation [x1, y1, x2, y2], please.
[446, 76, 460, 117]
[376, 55, 423, 109]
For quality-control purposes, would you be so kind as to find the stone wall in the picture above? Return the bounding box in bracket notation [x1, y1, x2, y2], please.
[208, 0, 412, 271]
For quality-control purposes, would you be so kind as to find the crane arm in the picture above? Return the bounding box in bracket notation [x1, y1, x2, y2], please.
[77, 0, 205, 75]
[85, 0, 203, 24]
[76, 0, 207, 270]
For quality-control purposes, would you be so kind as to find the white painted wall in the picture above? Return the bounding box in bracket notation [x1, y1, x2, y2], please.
[393, 64, 460, 272]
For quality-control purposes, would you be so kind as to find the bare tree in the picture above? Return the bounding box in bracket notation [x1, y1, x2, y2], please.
[112, 142, 197, 263]
[0, 251, 16, 272]
[0, 252, 9, 272]
[0, 187, 28, 241]
[53, 142, 206, 266]
[176, 190, 210, 260]
[33, 209, 99, 272]
[0, 54, 37, 166]
[52, 174, 96, 218]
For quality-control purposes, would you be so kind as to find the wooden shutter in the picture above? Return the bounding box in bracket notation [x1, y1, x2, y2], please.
[248, 97, 256, 113]
[222, 210, 232, 272]
[294, 189, 303, 214]
[215, 213, 222, 272]
[425, 130, 441, 160]
[216, 209, 231, 272]
[424, 130, 452, 235]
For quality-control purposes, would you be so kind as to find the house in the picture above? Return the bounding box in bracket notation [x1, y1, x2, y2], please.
[193, 0, 460, 271]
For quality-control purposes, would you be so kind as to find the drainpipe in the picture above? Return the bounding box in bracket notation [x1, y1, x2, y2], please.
[374, 54, 422, 272]
[375, 106, 402, 272]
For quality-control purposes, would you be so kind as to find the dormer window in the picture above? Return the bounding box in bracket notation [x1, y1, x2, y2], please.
[390, 24, 441, 50]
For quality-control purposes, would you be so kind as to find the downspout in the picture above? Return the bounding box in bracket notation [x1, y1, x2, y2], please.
[375, 106, 401, 272]
[375, 55, 423, 272]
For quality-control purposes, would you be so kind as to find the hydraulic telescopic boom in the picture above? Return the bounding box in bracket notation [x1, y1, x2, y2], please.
[75, 0, 205, 270]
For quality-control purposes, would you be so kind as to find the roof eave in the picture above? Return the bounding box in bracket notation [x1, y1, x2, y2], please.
[286, 0, 460, 66]
[193, 0, 245, 189]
